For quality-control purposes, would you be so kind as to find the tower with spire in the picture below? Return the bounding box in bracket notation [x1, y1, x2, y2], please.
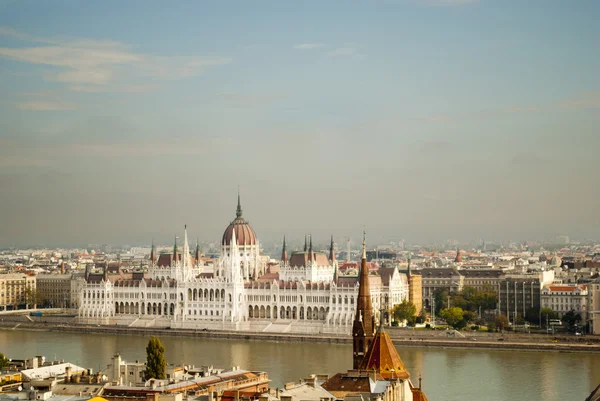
[281, 236, 288, 264]
[454, 247, 462, 263]
[352, 231, 375, 369]
[172, 235, 179, 265]
[329, 235, 335, 262]
[194, 238, 201, 267]
[150, 238, 157, 265]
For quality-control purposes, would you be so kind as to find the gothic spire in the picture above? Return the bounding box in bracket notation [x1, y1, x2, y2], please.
[183, 225, 190, 268]
[304, 234, 308, 252]
[236, 188, 243, 219]
[173, 234, 178, 264]
[150, 238, 157, 264]
[407, 251, 412, 277]
[362, 231, 367, 260]
[309, 234, 314, 263]
[353, 230, 374, 369]
[281, 235, 288, 264]
[195, 238, 200, 266]
[329, 235, 336, 262]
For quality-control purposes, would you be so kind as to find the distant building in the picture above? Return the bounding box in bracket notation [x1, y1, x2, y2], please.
[78, 196, 409, 333]
[36, 273, 85, 308]
[587, 277, 600, 335]
[498, 271, 554, 322]
[541, 284, 588, 322]
[0, 273, 36, 310]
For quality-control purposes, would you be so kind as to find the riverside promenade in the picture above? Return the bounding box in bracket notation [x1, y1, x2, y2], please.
[1, 313, 599, 353]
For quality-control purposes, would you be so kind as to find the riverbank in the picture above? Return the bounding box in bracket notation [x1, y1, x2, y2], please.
[1, 319, 599, 353]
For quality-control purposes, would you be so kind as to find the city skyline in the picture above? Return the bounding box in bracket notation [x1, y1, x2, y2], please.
[1, 1, 599, 247]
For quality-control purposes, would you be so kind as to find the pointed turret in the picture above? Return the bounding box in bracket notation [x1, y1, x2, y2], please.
[194, 238, 200, 266]
[150, 238, 157, 264]
[407, 251, 412, 278]
[183, 225, 190, 268]
[309, 235, 314, 263]
[281, 236, 288, 264]
[353, 231, 375, 369]
[329, 235, 335, 262]
[359, 306, 410, 379]
[304, 234, 308, 252]
[172, 235, 178, 265]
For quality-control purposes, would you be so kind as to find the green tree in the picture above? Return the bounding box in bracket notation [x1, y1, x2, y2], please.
[440, 307, 465, 328]
[24, 287, 42, 309]
[525, 307, 540, 325]
[494, 314, 509, 332]
[540, 308, 558, 326]
[144, 336, 166, 380]
[0, 353, 9, 370]
[433, 288, 449, 314]
[561, 311, 582, 329]
[393, 299, 417, 325]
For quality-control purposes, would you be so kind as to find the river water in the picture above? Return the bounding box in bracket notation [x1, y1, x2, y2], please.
[1, 330, 598, 401]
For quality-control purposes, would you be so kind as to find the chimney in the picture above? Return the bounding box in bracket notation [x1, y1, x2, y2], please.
[65, 366, 72, 383]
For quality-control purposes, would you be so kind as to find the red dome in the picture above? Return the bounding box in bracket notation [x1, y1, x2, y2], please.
[221, 194, 258, 246]
[222, 218, 257, 246]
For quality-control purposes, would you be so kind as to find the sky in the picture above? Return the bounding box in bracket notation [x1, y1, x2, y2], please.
[0, 0, 599, 248]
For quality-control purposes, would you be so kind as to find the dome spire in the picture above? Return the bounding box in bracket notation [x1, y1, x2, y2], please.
[236, 187, 243, 219]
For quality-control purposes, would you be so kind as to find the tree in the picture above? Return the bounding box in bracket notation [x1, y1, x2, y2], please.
[540, 308, 558, 326]
[462, 310, 476, 326]
[433, 288, 449, 315]
[0, 353, 9, 370]
[144, 336, 166, 380]
[525, 307, 540, 325]
[439, 307, 464, 329]
[561, 311, 582, 329]
[24, 287, 42, 309]
[494, 314, 509, 332]
[393, 299, 417, 325]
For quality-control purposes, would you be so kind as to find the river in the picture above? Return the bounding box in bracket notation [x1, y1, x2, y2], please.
[1, 329, 598, 401]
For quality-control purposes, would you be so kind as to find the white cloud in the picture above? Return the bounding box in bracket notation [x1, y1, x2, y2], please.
[558, 91, 600, 110]
[14, 101, 76, 111]
[328, 47, 357, 56]
[0, 26, 231, 91]
[69, 84, 155, 93]
[293, 43, 323, 50]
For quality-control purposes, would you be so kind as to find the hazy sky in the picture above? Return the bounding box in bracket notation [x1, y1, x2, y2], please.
[1, 0, 599, 248]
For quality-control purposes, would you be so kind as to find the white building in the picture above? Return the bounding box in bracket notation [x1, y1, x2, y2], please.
[541, 284, 588, 321]
[78, 196, 409, 333]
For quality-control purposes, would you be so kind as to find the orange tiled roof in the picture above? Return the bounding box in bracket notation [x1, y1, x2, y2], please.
[411, 386, 429, 401]
[359, 326, 410, 379]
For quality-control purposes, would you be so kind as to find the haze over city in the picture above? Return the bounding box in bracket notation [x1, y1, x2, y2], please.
[1, 0, 599, 247]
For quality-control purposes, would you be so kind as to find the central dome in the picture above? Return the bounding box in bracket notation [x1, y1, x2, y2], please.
[221, 194, 257, 246]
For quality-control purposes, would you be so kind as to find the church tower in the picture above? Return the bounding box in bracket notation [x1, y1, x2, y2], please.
[353, 232, 375, 369]
[454, 247, 462, 263]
